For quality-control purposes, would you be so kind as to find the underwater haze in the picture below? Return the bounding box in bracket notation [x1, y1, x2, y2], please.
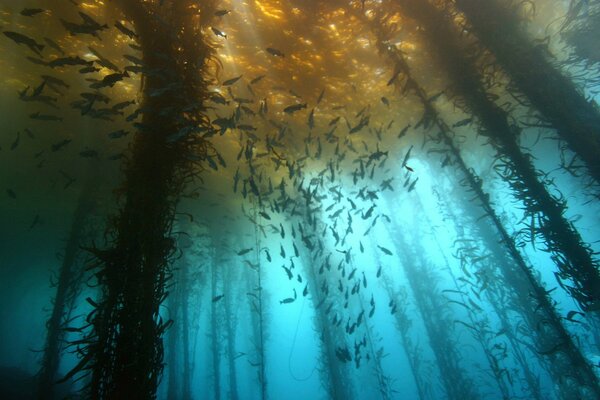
[1, 0, 600, 399]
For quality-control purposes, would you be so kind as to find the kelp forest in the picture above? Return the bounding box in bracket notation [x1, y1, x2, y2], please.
[0, 0, 599, 399]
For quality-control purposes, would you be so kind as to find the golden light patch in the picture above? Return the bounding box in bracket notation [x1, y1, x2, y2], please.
[254, 0, 284, 20]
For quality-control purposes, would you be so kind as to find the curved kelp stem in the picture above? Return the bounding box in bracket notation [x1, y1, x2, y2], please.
[452, 0, 600, 188]
[62, 1, 219, 398]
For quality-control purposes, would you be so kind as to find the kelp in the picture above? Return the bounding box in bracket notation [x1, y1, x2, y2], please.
[452, 0, 600, 187]
[383, 0, 600, 319]
[60, 1, 221, 397]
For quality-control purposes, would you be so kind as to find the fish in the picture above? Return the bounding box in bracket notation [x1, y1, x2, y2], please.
[44, 38, 65, 55]
[48, 56, 93, 68]
[3, 31, 44, 55]
[381, 96, 390, 106]
[237, 248, 253, 256]
[377, 245, 392, 255]
[212, 295, 225, 302]
[251, 75, 266, 85]
[279, 288, 297, 304]
[223, 75, 242, 86]
[42, 75, 69, 88]
[283, 103, 307, 114]
[61, 13, 109, 38]
[115, 21, 137, 39]
[398, 124, 411, 139]
[91, 72, 129, 88]
[20, 8, 45, 17]
[28, 214, 41, 230]
[215, 9, 231, 17]
[307, 108, 315, 129]
[112, 100, 136, 112]
[108, 130, 129, 139]
[408, 177, 419, 193]
[402, 145, 413, 167]
[123, 54, 143, 65]
[266, 47, 285, 57]
[281, 264, 293, 280]
[79, 148, 98, 158]
[280, 244, 286, 258]
[6, 189, 16, 199]
[88, 46, 120, 71]
[10, 132, 20, 150]
[30, 112, 63, 122]
[311, 88, 324, 106]
[51, 139, 72, 152]
[362, 205, 375, 220]
[211, 27, 227, 38]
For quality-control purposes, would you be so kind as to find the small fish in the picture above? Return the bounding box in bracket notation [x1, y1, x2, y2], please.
[266, 47, 285, 57]
[3, 31, 44, 55]
[10, 132, 20, 150]
[6, 189, 16, 199]
[79, 148, 98, 158]
[29, 214, 41, 230]
[211, 27, 227, 38]
[30, 112, 63, 122]
[307, 108, 315, 129]
[281, 264, 293, 280]
[44, 37, 65, 55]
[115, 21, 137, 39]
[215, 9, 231, 17]
[250, 75, 266, 84]
[381, 96, 389, 106]
[51, 139, 72, 152]
[283, 103, 307, 114]
[212, 294, 225, 302]
[223, 75, 242, 86]
[377, 245, 392, 256]
[401, 145, 413, 167]
[362, 205, 375, 220]
[280, 244, 286, 259]
[279, 288, 297, 304]
[48, 56, 92, 68]
[316, 88, 325, 104]
[398, 124, 410, 139]
[407, 177, 419, 193]
[108, 130, 129, 139]
[237, 248, 253, 256]
[42, 75, 69, 88]
[20, 8, 45, 17]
